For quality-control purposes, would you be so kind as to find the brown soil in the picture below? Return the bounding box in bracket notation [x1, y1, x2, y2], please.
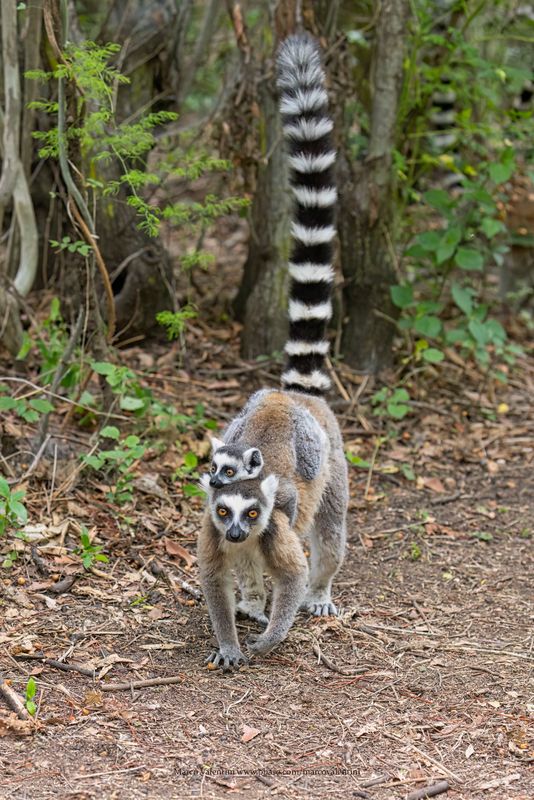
[0, 223, 533, 799]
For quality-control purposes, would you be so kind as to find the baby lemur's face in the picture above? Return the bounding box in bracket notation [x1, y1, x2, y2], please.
[200, 473, 278, 543]
[208, 437, 263, 489]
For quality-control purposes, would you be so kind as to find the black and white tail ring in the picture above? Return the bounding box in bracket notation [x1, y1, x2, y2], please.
[277, 34, 336, 395]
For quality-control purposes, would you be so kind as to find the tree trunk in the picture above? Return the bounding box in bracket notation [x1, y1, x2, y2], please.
[338, 0, 408, 372]
[235, 80, 291, 358]
[229, 0, 299, 358]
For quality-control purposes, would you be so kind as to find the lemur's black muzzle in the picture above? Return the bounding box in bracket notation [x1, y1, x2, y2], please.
[226, 525, 248, 543]
[209, 477, 223, 488]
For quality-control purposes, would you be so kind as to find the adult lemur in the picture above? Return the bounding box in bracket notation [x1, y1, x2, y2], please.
[198, 34, 348, 671]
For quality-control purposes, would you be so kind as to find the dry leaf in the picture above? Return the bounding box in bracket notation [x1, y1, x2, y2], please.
[241, 724, 261, 743]
[420, 476, 446, 493]
[164, 538, 195, 567]
[465, 743, 474, 758]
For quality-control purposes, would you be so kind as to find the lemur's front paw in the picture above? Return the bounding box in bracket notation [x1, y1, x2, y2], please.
[236, 601, 269, 628]
[245, 632, 281, 656]
[205, 645, 248, 672]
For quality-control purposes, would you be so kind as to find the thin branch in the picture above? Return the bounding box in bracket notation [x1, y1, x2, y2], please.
[0, 675, 32, 720]
[100, 675, 186, 692]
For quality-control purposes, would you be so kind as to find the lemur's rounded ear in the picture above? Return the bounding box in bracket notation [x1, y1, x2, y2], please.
[209, 436, 225, 454]
[243, 447, 263, 472]
[260, 474, 279, 504]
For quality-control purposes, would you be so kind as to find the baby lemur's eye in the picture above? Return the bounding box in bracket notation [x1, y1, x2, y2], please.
[210, 465, 216, 474]
[247, 509, 259, 519]
[217, 507, 228, 517]
[225, 468, 235, 477]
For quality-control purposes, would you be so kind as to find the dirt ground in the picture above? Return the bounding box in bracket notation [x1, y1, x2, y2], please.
[0, 223, 533, 799]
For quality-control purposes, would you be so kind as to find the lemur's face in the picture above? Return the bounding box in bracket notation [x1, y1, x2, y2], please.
[200, 474, 278, 543]
[208, 438, 263, 489]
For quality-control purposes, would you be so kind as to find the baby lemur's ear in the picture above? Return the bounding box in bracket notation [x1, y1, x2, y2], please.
[243, 447, 263, 473]
[260, 474, 279, 505]
[209, 436, 224, 454]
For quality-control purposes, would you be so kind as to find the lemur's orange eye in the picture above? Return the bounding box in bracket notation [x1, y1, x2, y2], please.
[226, 468, 235, 477]
[248, 509, 258, 519]
[217, 507, 228, 517]
[210, 465, 216, 474]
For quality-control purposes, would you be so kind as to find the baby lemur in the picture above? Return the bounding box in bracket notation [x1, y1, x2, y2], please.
[198, 34, 348, 671]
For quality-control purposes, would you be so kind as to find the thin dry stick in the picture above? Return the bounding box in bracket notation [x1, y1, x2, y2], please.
[14, 654, 95, 679]
[70, 201, 115, 341]
[326, 356, 350, 401]
[407, 782, 450, 800]
[364, 438, 382, 500]
[0, 676, 32, 720]
[383, 732, 460, 783]
[100, 675, 185, 692]
[312, 643, 368, 677]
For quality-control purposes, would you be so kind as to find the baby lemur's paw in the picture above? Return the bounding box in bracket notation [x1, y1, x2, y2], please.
[303, 598, 338, 617]
[245, 632, 281, 656]
[205, 645, 248, 672]
[236, 600, 269, 628]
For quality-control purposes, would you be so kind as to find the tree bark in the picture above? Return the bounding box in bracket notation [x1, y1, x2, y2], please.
[229, 0, 299, 358]
[235, 79, 292, 358]
[338, 0, 408, 372]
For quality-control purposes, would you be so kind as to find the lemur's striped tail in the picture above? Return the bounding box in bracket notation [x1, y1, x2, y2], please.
[277, 34, 336, 395]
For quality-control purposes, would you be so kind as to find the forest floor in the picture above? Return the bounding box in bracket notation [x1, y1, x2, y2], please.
[0, 227, 533, 799]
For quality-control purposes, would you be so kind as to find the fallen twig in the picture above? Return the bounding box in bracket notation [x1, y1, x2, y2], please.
[361, 775, 390, 788]
[385, 732, 461, 783]
[14, 654, 96, 678]
[48, 574, 77, 594]
[407, 781, 450, 800]
[312, 643, 368, 677]
[101, 675, 185, 692]
[0, 675, 32, 720]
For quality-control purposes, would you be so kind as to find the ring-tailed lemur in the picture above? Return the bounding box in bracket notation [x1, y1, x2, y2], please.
[198, 34, 348, 671]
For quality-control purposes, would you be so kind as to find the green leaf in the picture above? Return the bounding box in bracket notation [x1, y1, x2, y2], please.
[25, 700, 37, 716]
[455, 248, 484, 271]
[83, 455, 103, 469]
[401, 464, 415, 481]
[9, 501, 28, 523]
[100, 425, 120, 440]
[414, 316, 442, 338]
[451, 283, 473, 315]
[16, 332, 32, 360]
[120, 396, 145, 411]
[0, 397, 17, 411]
[183, 451, 198, 469]
[418, 231, 441, 252]
[422, 348, 444, 363]
[345, 453, 371, 469]
[392, 388, 410, 402]
[26, 677, 37, 700]
[436, 227, 461, 264]
[468, 319, 490, 345]
[29, 398, 54, 414]
[183, 483, 205, 497]
[387, 403, 410, 419]
[481, 218, 503, 239]
[0, 478, 10, 498]
[423, 189, 452, 212]
[123, 435, 141, 447]
[390, 284, 413, 309]
[91, 361, 116, 376]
